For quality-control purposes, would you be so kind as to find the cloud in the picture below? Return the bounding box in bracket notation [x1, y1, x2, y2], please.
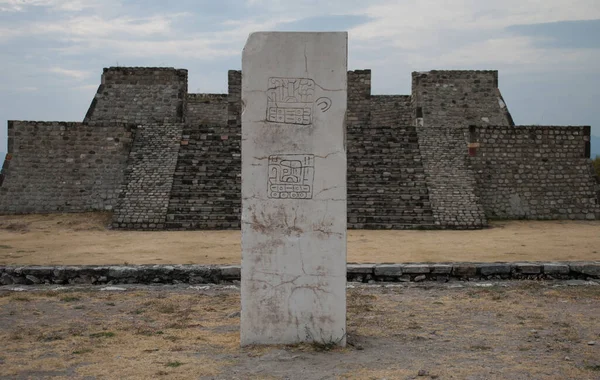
[49, 67, 89, 80]
[36, 15, 180, 38]
[344, 0, 600, 71]
[15, 86, 39, 92]
[350, 0, 600, 40]
[0, 0, 106, 12]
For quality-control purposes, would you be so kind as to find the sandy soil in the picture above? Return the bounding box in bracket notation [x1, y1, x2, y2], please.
[0, 213, 599, 266]
[0, 282, 599, 379]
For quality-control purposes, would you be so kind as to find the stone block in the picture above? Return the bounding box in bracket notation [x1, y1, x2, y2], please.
[347, 264, 375, 275]
[220, 265, 241, 279]
[403, 264, 431, 274]
[543, 263, 570, 275]
[240, 32, 348, 347]
[452, 264, 477, 277]
[108, 266, 138, 279]
[479, 263, 511, 276]
[570, 262, 600, 277]
[513, 263, 542, 274]
[430, 264, 452, 274]
[374, 264, 403, 276]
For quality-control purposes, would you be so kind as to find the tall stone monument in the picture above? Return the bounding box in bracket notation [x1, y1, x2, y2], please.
[241, 32, 348, 346]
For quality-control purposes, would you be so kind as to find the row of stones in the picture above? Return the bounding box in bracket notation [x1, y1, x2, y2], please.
[186, 94, 228, 127]
[166, 124, 241, 230]
[471, 157, 600, 219]
[0, 122, 132, 214]
[111, 124, 183, 228]
[1, 262, 598, 286]
[412, 70, 511, 228]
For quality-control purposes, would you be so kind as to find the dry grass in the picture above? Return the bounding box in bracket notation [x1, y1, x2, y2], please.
[0, 284, 599, 379]
[0, 213, 599, 265]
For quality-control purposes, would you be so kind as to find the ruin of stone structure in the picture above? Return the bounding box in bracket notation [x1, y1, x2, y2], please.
[0, 50, 598, 229]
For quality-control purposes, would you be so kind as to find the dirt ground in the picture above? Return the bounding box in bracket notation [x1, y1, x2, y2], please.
[0, 213, 599, 265]
[0, 282, 598, 379]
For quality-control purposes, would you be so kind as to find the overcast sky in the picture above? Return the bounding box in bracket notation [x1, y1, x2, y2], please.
[1, 0, 599, 156]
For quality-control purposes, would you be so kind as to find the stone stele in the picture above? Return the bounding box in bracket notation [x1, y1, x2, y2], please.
[240, 32, 348, 346]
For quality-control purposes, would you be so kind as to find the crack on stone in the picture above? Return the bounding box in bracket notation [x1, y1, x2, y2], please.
[304, 44, 309, 75]
[314, 83, 345, 92]
[313, 185, 340, 197]
[314, 151, 343, 159]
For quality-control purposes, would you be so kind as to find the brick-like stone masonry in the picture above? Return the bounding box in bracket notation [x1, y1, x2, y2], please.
[166, 123, 241, 229]
[187, 94, 227, 127]
[412, 71, 513, 228]
[1, 67, 598, 229]
[1, 262, 598, 285]
[84, 67, 188, 124]
[0, 121, 132, 214]
[470, 125, 600, 219]
[111, 124, 183, 229]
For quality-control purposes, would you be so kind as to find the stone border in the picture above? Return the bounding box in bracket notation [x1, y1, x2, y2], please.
[1, 262, 599, 286]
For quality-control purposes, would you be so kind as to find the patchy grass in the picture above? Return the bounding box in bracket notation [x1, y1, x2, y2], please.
[0, 284, 598, 379]
[585, 364, 600, 371]
[72, 348, 93, 355]
[60, 296, 81, 302]
[89, 332, 115, 338]
[11, 296, 31, 302]
[165, 361, 184, 368]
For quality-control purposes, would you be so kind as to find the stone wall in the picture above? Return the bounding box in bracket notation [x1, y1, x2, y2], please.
[412, 70, 512, 228]
[166, 123, 241, 229]
[227, 71, 242, 128]
[1, 66, 598, 227]
[84, 67, 188, 124]
[347, 86, 434, 228]
[111, 124, 183, 229]
[2, 261, 599, 285]
[0, 121, 132, 214]
[370, 95, 413, 127]
[470, 125, 600, 220]
[187, 94, 227, 127]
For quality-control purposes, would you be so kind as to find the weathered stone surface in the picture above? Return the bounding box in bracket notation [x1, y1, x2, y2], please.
[240, 32, 348, 346]
[431, 264, 452, 274]
[470, 126, 599, 220]
[25, 275, 41, 284]
[479, 264, 511, 276]
[374, 264, 403, 276]
[0, 262, 598, 285]
[403, 264, 431, 274]
[85, 67, 187, 125]
[452, 264, 478, 277]
[347, 264, 375, 275]
[347, 77, 434, 229]
[0, 272, 14, 285]
[513, 263, 542, 274]
[543, 263, 570, 275]
[220, 266, 241, 279]
[111, 124, 183, 230]
[0, 122, 132, 214]
[108, 267, 139, 279]
[412, 71, 496, 228]
[570, 263, 600, 277]
[1, 65, 597, 226]
[187, 94, 227, 127]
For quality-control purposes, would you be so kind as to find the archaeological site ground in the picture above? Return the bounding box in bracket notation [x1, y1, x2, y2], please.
[1, 29, 599, 379]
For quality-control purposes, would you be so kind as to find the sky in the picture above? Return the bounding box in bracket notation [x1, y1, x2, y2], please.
[0, 0, 599, 157]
